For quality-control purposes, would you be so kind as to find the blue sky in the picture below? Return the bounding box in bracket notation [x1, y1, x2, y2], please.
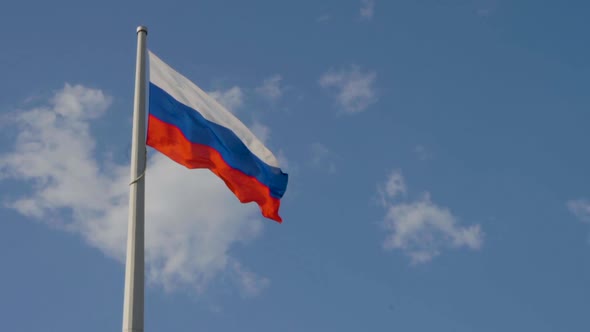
[1, 0, 589, 331]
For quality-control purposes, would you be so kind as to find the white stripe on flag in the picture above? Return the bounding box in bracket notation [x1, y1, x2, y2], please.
[148, 51, 280, 168]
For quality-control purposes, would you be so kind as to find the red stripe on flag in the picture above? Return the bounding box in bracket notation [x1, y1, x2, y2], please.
[146, 114, 283, 222]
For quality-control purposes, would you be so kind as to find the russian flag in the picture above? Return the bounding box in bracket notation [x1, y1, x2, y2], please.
[146, 51, 288, 222]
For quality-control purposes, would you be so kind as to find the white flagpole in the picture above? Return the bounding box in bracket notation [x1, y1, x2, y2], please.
[123, 25, 148, 332]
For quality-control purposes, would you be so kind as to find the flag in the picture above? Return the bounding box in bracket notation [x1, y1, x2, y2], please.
[146, 51, 288, 222]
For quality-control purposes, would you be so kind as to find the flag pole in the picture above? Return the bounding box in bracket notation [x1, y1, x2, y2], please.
[123, 25, 148, 332]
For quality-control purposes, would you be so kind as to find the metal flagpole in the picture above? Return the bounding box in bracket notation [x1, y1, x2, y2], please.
[123, 25, 148, 332]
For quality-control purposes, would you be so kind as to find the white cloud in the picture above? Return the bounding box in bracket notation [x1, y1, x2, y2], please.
[310, 142, 336, 173]
[0, 84, 268, 295]
[360, 0, 375, 20]
[380, 170, 406, 201]
[378, 172, 483, 264]
[319, 66, 377, 113]
[230, 260, 270, 297]
[256, 75, 283, 101]
[568, 199, 590, 223]
[276, 149, 292, 174]
[208, 86, 244, 112]
[414, 145, 433, 161]
[316, 14, 332, 23]
[475, 0, 498, 17]
[249, 121, 271, 145]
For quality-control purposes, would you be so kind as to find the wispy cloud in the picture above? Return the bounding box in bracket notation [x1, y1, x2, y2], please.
[208, 86, 244, 112]
[378, 170, 406, 203]
[249, 121, 271, 144]
[474, 0, 499, 17]
[276, 149, 292, 174]
[360, 0, 375, 20]
[256, 75, 283, 102]
[414, 145, 433, 161]
[316, 14, 332, 23]
[319, 65, 377, 113]
[0, 84, 268, 295]
[377, 171, 483, 264]
[310, 142, 336, 173]
[231, 261, 270, 297]
[568, 199, 590, 223]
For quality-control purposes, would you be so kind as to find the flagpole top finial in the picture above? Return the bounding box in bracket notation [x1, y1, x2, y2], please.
[137, 26, 148, 34]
